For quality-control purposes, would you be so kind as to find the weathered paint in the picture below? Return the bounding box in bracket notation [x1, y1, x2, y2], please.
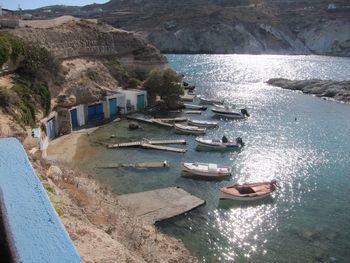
[121, 89, 147, 113]
[0, 138, 82, 263]
[106, 93, 126, 117]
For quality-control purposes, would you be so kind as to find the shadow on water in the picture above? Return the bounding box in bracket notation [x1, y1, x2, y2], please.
[195, 145, 242, 152]
[218, 196, 276, 209]
[95, 167, 170, 175]
[181, 171, 232, 181]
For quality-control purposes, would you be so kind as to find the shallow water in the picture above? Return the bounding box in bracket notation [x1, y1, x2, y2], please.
[81, 54, 350, 262]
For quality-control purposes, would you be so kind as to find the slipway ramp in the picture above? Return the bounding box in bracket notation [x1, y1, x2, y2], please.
[118, 187, 205, 225]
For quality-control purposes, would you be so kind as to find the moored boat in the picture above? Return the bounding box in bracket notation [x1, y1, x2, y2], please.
[188, 119, 218, 128]
[220, 180, 277, 201]
[184, 104, 207, 110]
[182, 162, 231, 178]
[198, 96, 224, 105]
[174, 123, 206, 134]
[211, 107, 249, 119]
[195, 137, 244, 150]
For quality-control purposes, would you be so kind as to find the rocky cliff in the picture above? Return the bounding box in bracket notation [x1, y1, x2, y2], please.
[267, 78, 350, 103]
[91, 0, 350, 56]
[8, 19, 167, 108]
[12, 19, 166, 78]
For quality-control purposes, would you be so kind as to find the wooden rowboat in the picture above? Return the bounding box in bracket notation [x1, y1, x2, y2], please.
[198, 96, 224, 105]
[188, 119, 218, 128]
[220, 180, 277, 201]
[174, 123, 206, 134]
[184, 104, 207, 110]
[182, 162, 231, 178]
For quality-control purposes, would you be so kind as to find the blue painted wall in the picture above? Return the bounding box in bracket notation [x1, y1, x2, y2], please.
[0, 138, 82, 263]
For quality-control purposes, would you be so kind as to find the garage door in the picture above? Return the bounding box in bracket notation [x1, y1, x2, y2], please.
[109, 98, 117, 116]
[88, 103, 104, 121]
[47, 118, 56, 140]
[137, 94, 145, 110]
[70, 109, 78, 129]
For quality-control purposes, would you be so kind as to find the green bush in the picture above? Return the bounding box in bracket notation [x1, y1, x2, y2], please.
[0, 33, 26, 66]
[0, 32, 61, 80]
[144, 68, 183, 99]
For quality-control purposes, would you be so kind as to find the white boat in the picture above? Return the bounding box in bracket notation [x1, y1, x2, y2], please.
[198, 96, 224, 105]
[211, 107, 249, 119]
[174, 123, 206, 134]
[195, 137, 244, 150]
[184, 104, 207, 110]
[182, 162, 231, 178]
[219, 181, 277, 201]
[188, 119, 218, 128]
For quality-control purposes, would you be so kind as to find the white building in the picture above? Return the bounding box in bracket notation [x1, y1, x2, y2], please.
[69, 104, 85, 130]
[121, 89, 147, 113]
[105, 92, 126, 118]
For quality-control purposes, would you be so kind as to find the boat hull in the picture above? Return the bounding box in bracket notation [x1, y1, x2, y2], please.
[198, 97, 224, 105]
[195, 138, 241, 150]
[219, 181, 277, 201]
[174, 124, 206, 135]
[211, 109, 245, 119]
[219, 191, 272, 201]
[182, 163, 231, 178]
[188, 120, 218, 128]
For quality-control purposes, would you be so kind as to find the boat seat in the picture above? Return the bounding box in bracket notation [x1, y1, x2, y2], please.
[237, 187, 255, 194]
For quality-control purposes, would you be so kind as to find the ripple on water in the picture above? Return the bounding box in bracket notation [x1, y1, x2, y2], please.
[82, 55, 350, 262]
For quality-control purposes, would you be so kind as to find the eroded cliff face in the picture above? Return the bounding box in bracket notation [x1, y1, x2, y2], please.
[298, 20, 350, 57]
[146, 22, 311, 54]
[97, 0, 350, 56]
[9, 20, 167, 109]
[12, 20, 167, 77]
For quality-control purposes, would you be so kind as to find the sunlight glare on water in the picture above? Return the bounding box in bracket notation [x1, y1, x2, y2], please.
[82, 54, 350, 262]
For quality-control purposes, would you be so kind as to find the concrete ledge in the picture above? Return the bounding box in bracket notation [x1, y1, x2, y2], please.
[118, 187, 205, 224]
[0, 138, 81, 263]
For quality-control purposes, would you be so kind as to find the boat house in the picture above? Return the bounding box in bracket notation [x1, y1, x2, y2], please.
[105, 92, 127, 118]
[122, 89, 147, 113]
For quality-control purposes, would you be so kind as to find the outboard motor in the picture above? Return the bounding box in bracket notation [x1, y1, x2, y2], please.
[240, 108, 250, 117]
[235, 137, 245, 147]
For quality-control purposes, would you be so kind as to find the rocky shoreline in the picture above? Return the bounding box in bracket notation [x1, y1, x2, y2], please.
[267, 78, 350, 103]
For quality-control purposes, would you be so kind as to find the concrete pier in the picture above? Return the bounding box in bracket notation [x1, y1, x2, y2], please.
[118, 187, 205, 224]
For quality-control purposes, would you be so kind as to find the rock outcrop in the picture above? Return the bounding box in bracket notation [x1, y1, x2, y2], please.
[267, 78, 350, 103]
[95, 0, 350, 56]
[7, 19, 167, 109]
[12, 20, 167, 77]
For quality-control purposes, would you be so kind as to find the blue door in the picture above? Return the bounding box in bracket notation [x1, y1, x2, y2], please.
[137, 94, 145, 110]
[88, 103, 104, 121]
[109, 98, 117, 116]
[47, 118, 56, 140]
[70, 109, 78, 129]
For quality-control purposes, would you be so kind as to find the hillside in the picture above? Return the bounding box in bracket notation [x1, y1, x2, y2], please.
[0, 19, 198, 263]
[99, 0, 350, 56]
[0, 18, 167, 136]
[28, 0, 350, 56]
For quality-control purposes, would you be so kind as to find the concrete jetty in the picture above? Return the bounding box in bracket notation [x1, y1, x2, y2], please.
[107, 139, 186, 147]
[118, 187, 205, 224]
[141, 143, 187, 153]
[96, 161, 169, 169]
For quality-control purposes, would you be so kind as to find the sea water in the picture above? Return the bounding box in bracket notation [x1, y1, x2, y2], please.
[81, 55, 350, 262]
